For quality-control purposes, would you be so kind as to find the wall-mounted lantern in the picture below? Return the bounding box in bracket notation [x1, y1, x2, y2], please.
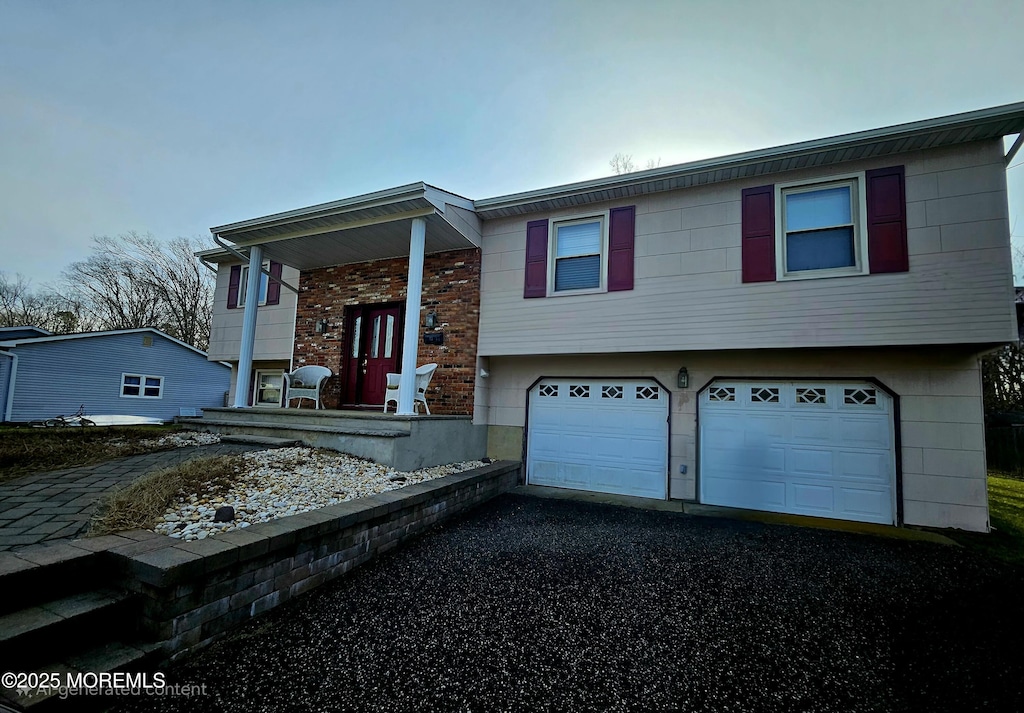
[677, 367, 689, 389]
[315, 319, 328, 334]
[424, 311, 439, 329]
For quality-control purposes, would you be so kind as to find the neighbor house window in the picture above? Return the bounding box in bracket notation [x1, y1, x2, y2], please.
[779, 177, 865, 278]
[121, 374, 163, 398]
[238, 259, 271, 306]
[552, 217, 603, 292]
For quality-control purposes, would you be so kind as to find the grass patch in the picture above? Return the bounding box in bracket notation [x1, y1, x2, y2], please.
[89, 454, 246, 536]
[0, 424, 184, 482]
[949, 475, 1024, 567]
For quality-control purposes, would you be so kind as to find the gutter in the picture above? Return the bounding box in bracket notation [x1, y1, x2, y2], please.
[1007, 132, 1024, 165]
[1, 350, 17, 422]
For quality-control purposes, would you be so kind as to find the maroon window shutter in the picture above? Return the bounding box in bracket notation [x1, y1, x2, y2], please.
[524, 219, 549, 298]
[227, 265, 241, 309]
[266, 261, 283, 305]
[741, 185, 776, 283]
[608, 206, 635, 292]
[866, 166, 908, 274]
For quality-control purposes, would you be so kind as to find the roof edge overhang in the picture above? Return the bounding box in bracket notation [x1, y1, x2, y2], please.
[213, 182, 429, 238]
[475, 100, 1024, 219]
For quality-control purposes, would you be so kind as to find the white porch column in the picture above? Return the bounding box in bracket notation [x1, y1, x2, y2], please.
[398, 218, 426, 415]
[233, 245, 263, 408]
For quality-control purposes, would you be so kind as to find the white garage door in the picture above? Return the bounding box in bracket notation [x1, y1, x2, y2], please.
[699, 381, 896, 525]
[527, 379, 668, 499]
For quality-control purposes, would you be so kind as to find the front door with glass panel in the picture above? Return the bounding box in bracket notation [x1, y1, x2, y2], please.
[343, 305, 402, 406]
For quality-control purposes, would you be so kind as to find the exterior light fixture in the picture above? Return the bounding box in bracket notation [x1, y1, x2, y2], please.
[677, 368, 689, 389]
[424, 311, 439, 329]
[315, 319, 328, 334]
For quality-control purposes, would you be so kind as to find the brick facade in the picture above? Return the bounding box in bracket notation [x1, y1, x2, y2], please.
[292, 248, 481, 415]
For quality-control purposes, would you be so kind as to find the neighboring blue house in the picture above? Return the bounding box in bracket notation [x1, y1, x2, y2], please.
[0, 328, 230, 423]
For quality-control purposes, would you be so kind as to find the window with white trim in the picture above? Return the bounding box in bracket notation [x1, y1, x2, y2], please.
[552, 217, 604, 292]
[121, 373, 163, 399]
[238, 259, 271, 307]
[778, 177, 866, 279]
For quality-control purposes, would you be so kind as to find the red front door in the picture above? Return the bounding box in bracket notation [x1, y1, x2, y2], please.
[359, 306, 401, 405]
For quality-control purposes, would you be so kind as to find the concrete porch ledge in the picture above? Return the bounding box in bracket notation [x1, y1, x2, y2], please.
[179, 408, 487, 470]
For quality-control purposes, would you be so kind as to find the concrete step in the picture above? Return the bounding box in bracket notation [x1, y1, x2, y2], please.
[0, 545, 110, 616]
[0, 588, 134, 672]
[182, 418, 409, 438]
[1, 639, 162, 712]
[217, 434, 303, 447]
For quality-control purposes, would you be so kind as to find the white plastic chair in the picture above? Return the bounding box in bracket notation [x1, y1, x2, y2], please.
[383, 363, 438, 414]
[283, 365, 333, 409]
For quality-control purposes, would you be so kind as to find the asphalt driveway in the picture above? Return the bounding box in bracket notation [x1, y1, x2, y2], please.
[117, 493, 1024, 713]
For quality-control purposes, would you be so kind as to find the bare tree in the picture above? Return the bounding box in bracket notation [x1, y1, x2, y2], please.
[0, 272, 87, 333]
[61, 233, 214, 350]
[610, 153, 663, 175]
[609, 153, 636, 175]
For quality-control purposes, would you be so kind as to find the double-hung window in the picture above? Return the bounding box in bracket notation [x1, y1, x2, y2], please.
[238, 259, 271, 307]
[779, 177, 866, 278]
[122, 374, 163, 398]
[552, 217, 603, 292]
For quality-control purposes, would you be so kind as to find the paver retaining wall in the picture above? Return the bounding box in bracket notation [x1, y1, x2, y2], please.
[119, 461, 519, 661]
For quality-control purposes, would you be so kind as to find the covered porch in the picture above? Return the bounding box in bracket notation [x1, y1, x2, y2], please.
[211, 182, 482, 416]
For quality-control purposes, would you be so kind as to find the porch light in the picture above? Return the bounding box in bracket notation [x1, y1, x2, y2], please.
[677, 368, 689, 389]
[424, 311, 439, 329]
[315, 319, 328, 334]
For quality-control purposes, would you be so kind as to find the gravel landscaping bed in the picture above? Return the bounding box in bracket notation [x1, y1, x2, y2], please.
[154, 447, 485, 541]
[115, 494, 1024, 713]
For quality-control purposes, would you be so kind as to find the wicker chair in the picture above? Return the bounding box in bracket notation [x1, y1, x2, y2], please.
[383, 363, 438, 414]
[282, 365, 332, 409]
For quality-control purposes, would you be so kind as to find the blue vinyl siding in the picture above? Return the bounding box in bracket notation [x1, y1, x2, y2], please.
[6, 332, 229, 422]
[0, 353, 11, 419]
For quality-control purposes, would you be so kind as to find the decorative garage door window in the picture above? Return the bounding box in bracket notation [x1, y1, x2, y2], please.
[527, 379, 669, 500]
[699, 381, 895, 526]
[844, 387, 878, 406]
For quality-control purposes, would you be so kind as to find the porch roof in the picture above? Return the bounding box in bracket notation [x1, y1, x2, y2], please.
[208, 182, 480, 270]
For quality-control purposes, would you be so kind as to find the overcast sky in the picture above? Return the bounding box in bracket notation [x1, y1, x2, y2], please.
[1, 0, 1022, 286]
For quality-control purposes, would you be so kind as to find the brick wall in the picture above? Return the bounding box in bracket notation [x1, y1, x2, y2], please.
[292, 248, 481, 415]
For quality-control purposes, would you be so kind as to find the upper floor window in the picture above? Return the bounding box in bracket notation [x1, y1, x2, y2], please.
[552, 217, 604, 292]
[523, 206, 635, 298]
[238, 259, 271, 307]
[778, 176, 867, 280]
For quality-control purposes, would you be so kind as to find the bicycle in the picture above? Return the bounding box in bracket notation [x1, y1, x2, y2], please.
[44, 404, 96, 428]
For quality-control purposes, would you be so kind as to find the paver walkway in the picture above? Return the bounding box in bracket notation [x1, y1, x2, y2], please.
[0, 443, 263, 551]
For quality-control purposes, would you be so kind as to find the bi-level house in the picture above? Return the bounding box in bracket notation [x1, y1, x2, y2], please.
[196, 101, 1024, 533]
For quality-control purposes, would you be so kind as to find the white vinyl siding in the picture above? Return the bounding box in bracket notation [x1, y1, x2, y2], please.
[477, 139, 1013, 357]
[207, 263, 299, 362]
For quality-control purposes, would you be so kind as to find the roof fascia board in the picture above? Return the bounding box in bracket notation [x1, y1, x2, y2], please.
[219, 207, 438, 248]
[212, 182, 429, 236]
